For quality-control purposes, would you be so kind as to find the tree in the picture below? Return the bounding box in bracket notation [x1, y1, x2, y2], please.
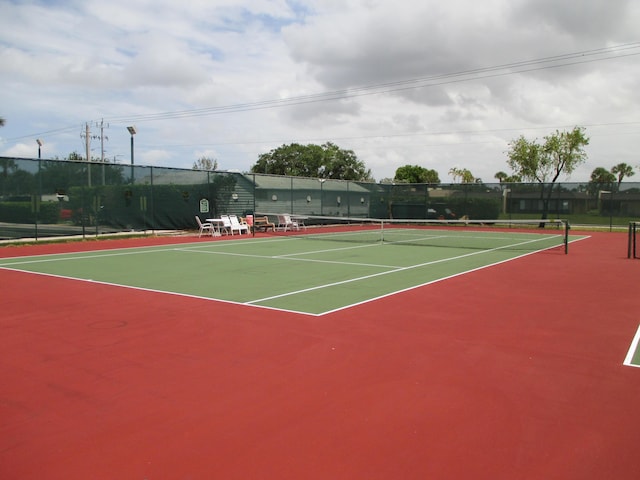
[38, 152, 126, 192]
[251, 143, 324, 177]
[589, 167, 615, 185]
[0, 156, 18, 196]
[494, 171, 521, 183]
[588, 167, 616, 198]
[394, 165, 440, 183]
[611, 162, 635, 190]
[0, 118, 15, 182]
[321, 142, 373, 181]
[506, 127, 589, 222]
[193, 156, 218, 171]
[250, 142, 372, 181]
[449, 167, 476, 183]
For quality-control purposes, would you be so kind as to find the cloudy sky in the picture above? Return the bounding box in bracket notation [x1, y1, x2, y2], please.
[1, 0, 639, 183]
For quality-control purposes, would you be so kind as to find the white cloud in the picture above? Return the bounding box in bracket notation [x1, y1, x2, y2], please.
[1, 0, 639, 183]
[2, 142, 42, 159]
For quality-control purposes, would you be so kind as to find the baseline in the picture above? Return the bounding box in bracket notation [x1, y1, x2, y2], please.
[623, 324, 640, 368]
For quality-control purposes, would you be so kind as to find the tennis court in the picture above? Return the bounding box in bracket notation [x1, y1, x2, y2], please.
[2, 224, 640, 480]
[0, 222, 578, 315]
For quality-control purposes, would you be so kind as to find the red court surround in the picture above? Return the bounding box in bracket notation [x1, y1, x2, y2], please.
[1, 231, 639, 479]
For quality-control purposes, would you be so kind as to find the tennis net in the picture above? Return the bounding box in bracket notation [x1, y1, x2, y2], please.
[260, 215, 571, 254]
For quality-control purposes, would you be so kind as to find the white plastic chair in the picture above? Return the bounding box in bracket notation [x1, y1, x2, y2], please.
[220, 215, 233, 235]
[195, 216, 214, 237]
[277, 214, 299, 231]
[291, 215, 307, 230]
[229, 215, 249, 235]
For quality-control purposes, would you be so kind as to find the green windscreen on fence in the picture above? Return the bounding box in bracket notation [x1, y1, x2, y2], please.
[1, 156, 639, 241]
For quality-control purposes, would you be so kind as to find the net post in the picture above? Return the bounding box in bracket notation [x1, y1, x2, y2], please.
[564, 220, 569, 255]
[629, 221, 638, 259]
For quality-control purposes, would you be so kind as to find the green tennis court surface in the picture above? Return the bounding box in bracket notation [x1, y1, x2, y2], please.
[0, 227, 586, 315]
[624, 325, 640, 368]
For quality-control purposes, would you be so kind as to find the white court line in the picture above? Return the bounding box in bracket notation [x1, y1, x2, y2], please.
[0, 264, 282, 313]
[176, 247, 402, 269]
[1, 233, 584, 317]
[623, 324, 640, 368]
[0, 235, 296, 267]
[246, 235, 555, 306]
[0, 246, 187, 266]
[274, 241, 381, 258]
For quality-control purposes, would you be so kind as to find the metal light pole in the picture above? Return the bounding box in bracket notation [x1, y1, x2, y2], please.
[127, 126, 137, 183]
[318, 178, 326, 215]
[35, 139, 43, 240]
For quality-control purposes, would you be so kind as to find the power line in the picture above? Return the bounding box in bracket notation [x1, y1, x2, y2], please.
[5, 42, 640, 143]
[102, 42, 640, 124]
[143, 121, 640, 150]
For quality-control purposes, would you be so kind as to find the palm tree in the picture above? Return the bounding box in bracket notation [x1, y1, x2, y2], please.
[611, 163, 635, 190]
[494, 171, 508, 183]
[449, 167, 476, 183]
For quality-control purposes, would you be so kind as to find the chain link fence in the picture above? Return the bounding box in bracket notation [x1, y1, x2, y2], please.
[1, 157, 638, 241]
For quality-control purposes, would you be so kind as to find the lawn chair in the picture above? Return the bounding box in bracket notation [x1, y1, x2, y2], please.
[243, 215, 254, 232]
[277, 214, 299, 232]
[195, 216, 214, 237]
[229, 215, 249, 235]
[220, 215, 233, 235]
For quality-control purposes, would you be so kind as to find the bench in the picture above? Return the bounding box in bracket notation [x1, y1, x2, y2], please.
[252, 215, 275, 232]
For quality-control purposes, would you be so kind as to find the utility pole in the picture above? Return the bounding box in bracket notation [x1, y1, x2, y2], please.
[98, 118, 109, 163]
[81, 120, 110, 187]
[85, 122, 91, 187]
[98, 119, 109, 185]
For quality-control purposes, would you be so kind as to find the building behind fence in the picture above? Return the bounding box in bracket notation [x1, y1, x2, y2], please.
[1, 157, 638, 241]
